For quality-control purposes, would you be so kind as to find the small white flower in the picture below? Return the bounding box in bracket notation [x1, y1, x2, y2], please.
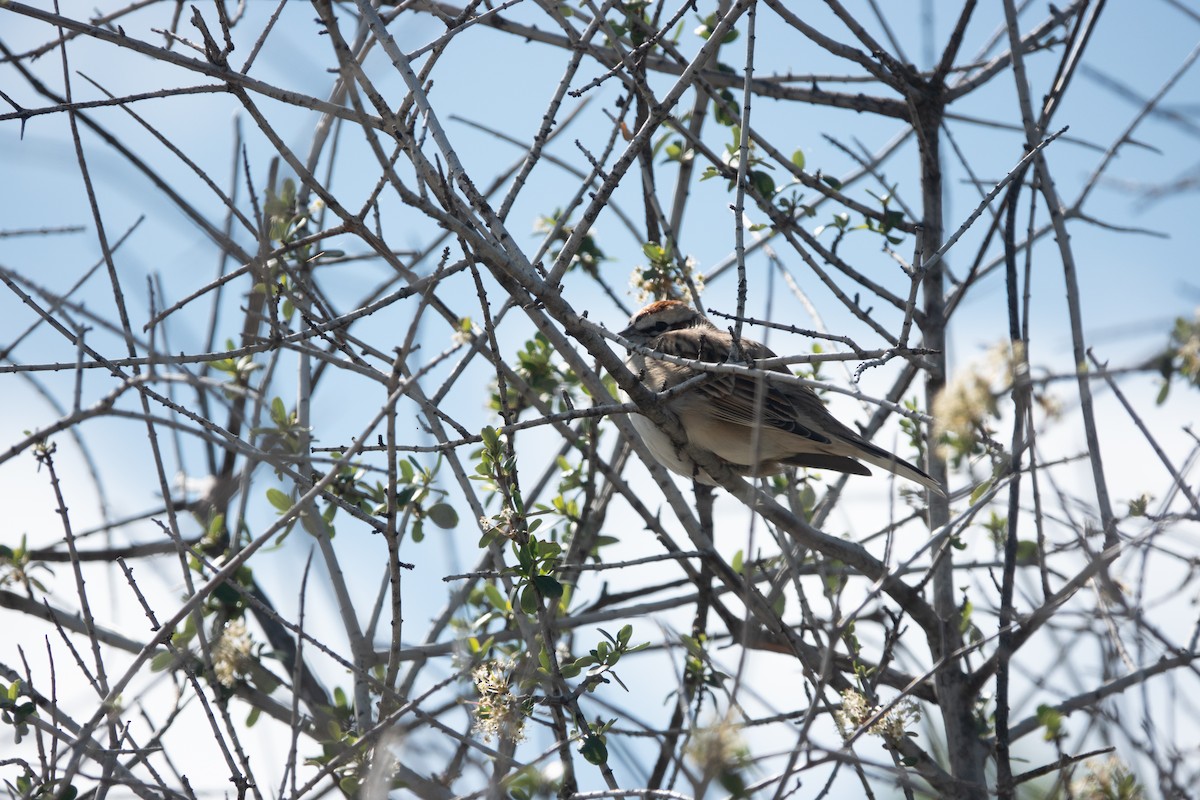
[1070, 756, 1144, 799]
[835, 689, 920, 743]
[480, 507, 518, 540]
[685, 712, 748, 778]
[868, 697, 920, 741]
[834, 688, 871, 739]
[471, 659, 528, 744]
[212, 619, 254, 688]
[933, 340, 1021, 456]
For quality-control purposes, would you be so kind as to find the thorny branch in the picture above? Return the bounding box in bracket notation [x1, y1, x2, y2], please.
[1, 3, 1198, 799]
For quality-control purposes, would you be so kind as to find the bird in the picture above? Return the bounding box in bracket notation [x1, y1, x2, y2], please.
[618, 299, 944, 495]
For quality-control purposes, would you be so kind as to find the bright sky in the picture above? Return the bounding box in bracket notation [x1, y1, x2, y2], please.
[3, 1, 1199, 795]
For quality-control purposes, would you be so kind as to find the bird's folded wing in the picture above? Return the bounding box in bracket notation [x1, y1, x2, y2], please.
[655, 329, 838, 444]
[690, 373, 833, 444]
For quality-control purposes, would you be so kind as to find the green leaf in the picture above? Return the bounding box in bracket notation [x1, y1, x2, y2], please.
[642, 242, 667, 262]
[249, 664, 280, 694]
[1015, 540, 1040, 565]
[697, 14, 740, 44]
[266, 488, 291, 512]
[959, 598, 974, 635]
[730, 549, 744, 574]
[535, 539, 562, 560]
[1126, 493, 1152, 517]
[580, 735, 608, 765]
[533, 574, 564, 600]
[969, 478, 993, 505]
[617, 624, 633, 646]
[791, 149, 806, 170]
[300, 510, 325, 538]
[750, 170, 775, 197]
[1036, 704, 1064, 740]
[520, 584, 539, 614]
[593, 535, 620, 551]
[213, 581, 242, 608]
[483, 583, 508, 611]
[714, 89, 738, 126]
[481, 426, 499, 449]
[149, 651, 177, 672]
[516, 539, 535, 572]
[1156, 381, 1170, 405]
[719, 769, 748, 798]
[426, 503, 459, 529]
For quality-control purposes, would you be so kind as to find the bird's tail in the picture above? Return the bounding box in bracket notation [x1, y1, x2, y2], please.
[838, 435, 946, 497]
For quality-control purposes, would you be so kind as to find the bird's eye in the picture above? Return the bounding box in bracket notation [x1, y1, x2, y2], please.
[651, 321, 668, 333]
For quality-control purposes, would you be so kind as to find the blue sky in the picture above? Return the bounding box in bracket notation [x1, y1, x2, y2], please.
[3, 1, 1200, 794]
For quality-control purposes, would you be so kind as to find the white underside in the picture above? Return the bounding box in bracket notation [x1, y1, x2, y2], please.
[627, 411, 714, 483]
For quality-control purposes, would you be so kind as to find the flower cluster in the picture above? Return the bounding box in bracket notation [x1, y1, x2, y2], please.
[1070, 756, 1144, 800]
[685, 713, 749, 777]
[834, 689, 921, 743]
[212, 619, 254, 688]
[680, 712, 751, 795]
[479, 506, 518, 541]
[1170, 310, 1200, 385]
[932, 340, 1025, 462]
[471, 658, 528, 744]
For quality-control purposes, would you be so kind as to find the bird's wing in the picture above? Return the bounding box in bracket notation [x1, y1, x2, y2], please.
[653, 329, 834, 445]
[698, 374, 834, 444]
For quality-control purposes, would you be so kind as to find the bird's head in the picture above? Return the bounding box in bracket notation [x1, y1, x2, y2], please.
[619, 300, 709, 346]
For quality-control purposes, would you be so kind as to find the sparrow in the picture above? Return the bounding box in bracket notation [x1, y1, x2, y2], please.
[618, 299, 944, 495]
